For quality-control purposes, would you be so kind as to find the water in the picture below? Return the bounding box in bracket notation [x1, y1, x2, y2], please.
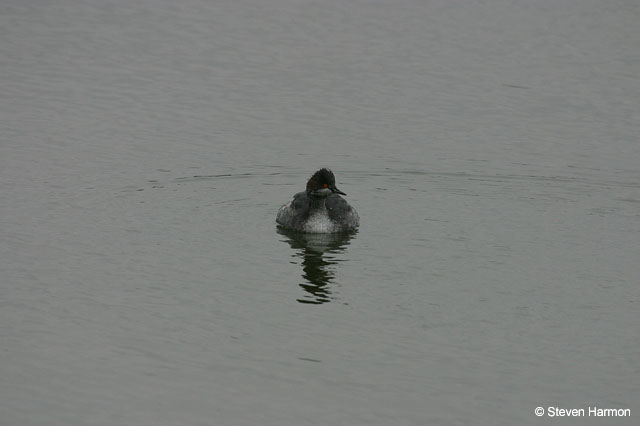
[1, 0, 638, 425]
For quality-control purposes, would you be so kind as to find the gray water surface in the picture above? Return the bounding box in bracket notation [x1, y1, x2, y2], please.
[2, 1, 639, 425]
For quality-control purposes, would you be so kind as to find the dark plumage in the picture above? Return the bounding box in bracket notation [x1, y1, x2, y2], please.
[276, 168, 359, 233]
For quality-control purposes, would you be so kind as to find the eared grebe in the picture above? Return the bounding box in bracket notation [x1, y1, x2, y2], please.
[276, 168, 359, 233]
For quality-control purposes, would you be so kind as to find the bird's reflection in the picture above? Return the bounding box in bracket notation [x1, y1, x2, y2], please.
[277, 228, 357, 304]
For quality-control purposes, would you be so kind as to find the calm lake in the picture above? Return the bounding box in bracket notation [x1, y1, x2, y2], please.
[1, 0, 638, 425]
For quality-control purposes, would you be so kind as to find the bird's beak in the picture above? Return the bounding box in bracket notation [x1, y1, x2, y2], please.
[330, 186, 346, 196]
